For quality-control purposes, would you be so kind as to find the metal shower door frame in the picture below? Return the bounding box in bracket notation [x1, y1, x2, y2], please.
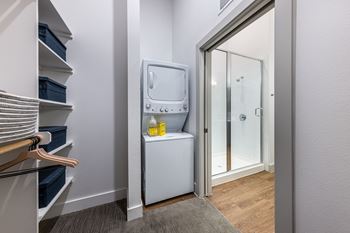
[216, 49, 264, 174]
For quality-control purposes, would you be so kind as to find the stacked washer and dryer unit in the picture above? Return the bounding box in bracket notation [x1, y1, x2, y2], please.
[141, 60, 194, 205]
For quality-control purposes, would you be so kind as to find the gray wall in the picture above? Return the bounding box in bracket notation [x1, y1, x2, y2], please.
[295, 0, 350, 232]
[0, 1, 39, 232]
[45, 0, 128, 216]
[141, 0, 173, 61]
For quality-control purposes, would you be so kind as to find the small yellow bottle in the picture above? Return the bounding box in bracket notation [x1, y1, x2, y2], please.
[148, 115, 158, 136]
[157, 120, 166, 136]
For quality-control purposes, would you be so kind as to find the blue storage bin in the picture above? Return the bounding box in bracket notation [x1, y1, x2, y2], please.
[39, 23, 67, 61]
[39, 77, 66, 103]
[39, 126, 67, 152]
[39, 166, 66, 208]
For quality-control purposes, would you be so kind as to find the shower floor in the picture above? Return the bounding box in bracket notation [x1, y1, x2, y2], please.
[212, 153, 256, 175]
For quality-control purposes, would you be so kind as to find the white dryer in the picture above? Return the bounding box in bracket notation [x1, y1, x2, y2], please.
[141, 60, 189, 132]
[141, 60, 194, 205]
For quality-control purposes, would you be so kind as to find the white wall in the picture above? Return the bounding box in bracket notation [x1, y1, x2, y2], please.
[140, 0, 173, 61]
[295, 0, 350, 232]
[219, 9, 275, 169]
[43, 0, 128, 217]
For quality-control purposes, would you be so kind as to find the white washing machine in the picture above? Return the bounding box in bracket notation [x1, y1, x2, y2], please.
[141, 60, 194, 205]
[142, 133, 194, 205]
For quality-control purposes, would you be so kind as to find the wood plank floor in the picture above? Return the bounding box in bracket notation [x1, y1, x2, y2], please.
[208, 171, 275, 233]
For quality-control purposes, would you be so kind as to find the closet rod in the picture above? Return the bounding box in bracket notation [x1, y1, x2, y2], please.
[0, 137, 40, 155]
[0, 165, 61, 179]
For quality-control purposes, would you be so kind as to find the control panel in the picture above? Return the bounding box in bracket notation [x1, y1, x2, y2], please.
[143, 100, 189, 114]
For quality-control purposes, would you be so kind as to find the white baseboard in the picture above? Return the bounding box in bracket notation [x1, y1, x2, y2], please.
[267, 164, 275, 173]
[127, 203, 143, 221]
[43, 187, 127, 220]
[212, 163, 265, 186]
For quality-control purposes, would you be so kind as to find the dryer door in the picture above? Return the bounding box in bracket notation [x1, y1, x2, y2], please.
[147, 65, 187, 101]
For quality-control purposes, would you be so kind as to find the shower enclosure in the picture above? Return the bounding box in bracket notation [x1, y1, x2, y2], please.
[211, 49, 263, 177]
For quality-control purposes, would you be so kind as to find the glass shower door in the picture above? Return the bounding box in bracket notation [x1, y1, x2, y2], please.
[211, 50, 228, 175]
[211, 50, 262, 176]
[229, 54, 262, 170]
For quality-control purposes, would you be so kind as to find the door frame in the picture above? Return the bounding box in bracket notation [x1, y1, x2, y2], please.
[195, 0, 294, 233]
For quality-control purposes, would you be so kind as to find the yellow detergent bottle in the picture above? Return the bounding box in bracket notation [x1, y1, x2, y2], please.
[157, 120, 166, 136]
[148, 115, 158, 136]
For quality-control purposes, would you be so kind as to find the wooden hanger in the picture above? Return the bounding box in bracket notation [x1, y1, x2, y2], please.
[37, 148, 79, 167]
[36, 149, 77, 167]
[0, 149, 79, 172]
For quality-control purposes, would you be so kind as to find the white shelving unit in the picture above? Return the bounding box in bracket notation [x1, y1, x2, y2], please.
[0, 0, 75, 232]
[39, 0, 72, 41]
[37, 0, 75, 226]
[38, 141, 74, 167]
[37, 177, 74, 222]
[48, 141, 74, 155]
[39, 99, 73, 110]
[38, 141, 73, 167]
[39, 40, 73, 73]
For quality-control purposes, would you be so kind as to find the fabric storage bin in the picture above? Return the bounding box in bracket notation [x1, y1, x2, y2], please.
[39, 126, 67, 152]
[39, 23, 67, 61]
[39, 166, 66, 208]
[39, 77, 66, 103]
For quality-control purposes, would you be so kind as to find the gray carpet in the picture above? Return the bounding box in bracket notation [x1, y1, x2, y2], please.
[40, 198, 240, 233]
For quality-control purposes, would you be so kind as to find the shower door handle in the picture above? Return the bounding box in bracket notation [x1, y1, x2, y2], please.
[255, 108, 263, 117]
